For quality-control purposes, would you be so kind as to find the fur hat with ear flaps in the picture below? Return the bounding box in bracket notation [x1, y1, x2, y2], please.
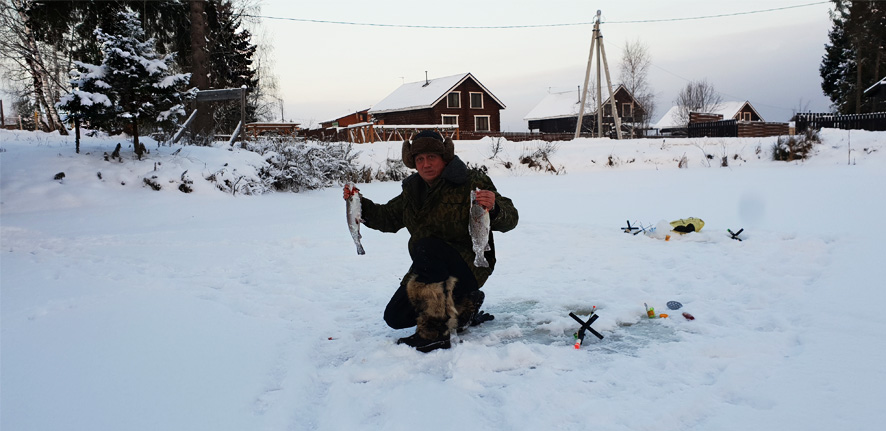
[402, 130, 455, 169]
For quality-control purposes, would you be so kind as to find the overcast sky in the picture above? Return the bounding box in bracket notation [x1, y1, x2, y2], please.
[258, 0, 833, 131]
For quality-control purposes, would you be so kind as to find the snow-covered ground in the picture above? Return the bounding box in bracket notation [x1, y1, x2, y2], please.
[2, 128, 885, 430]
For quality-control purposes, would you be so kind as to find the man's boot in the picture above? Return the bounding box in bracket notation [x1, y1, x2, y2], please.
[397, 275, 457, 353]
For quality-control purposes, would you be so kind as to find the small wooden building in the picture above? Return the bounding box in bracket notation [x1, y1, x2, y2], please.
[320, 109, 370, 129]
[524, 85, 643, 135]
[368, 73, 506, 133]
[655, 101, 765, 136]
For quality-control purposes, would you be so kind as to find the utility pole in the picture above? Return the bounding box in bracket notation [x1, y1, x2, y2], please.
[575, 12, 597, 139]
[574, 10, 623, 140]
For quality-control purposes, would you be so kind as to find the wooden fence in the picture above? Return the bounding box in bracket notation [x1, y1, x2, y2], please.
[1, 116, 25, 130]
[688, 120, 737, 138]
[688, 120, 789, 138]
[794, 112, 886, 133]
[345, 124, 460, 143]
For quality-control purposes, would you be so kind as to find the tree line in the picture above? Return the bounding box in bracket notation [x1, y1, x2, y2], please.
[0, 0, 276, 151]
[820, 0, 886, 114]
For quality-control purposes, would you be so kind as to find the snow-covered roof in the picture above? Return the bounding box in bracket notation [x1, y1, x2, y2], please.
[524, 85, 632, 121]
[653, 101, 763, 130]
[653, 106, 683, 130]
[523, 91, 585, 121]
[369, 73, 505, 114]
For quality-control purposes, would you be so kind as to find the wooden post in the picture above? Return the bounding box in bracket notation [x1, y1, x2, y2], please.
[172, 109, 198, 144]
[239, 87, 247, 144]
[229, 121, 242, 147]
[74, 117, 81, 154]
[574, 11, 600, 139]
[599, 37, 623, 140]
[595, 27, 603, 138]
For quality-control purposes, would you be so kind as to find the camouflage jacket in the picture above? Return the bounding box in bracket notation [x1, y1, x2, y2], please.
[360, 156, 519, 287]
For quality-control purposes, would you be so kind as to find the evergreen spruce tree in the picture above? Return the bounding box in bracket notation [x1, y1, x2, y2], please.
[206, 0, 258, 132]
[820, 0, 886, 114]
[26, 0, 274, 139]
[60, 10, 192, 159]
[821, 2, 858, 113]
[56, 62, 114, 153]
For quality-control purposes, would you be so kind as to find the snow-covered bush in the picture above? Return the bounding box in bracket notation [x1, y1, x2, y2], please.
[772, 129, 820, 161]
[205, 165, 265, 195]
[373, 157, 410, 182]
[246, 138, 360, 192]
[519, 141, 563, 174]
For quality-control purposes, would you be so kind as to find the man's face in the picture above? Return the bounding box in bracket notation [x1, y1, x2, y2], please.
[414, 153, 446, 183]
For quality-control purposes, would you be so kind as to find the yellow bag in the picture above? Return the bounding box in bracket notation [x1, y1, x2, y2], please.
[669, 217, 704, 233]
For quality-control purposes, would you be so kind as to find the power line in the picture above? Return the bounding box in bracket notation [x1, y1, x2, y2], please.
[244, 2, 830, 29]
[604, 1, 831, 24]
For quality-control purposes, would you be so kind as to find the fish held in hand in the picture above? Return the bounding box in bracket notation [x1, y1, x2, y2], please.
[346, 183, 365, 255]
[469, 189, 491, 267]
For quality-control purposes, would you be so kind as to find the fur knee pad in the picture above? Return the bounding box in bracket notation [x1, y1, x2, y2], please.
[406, 275, 458, 340]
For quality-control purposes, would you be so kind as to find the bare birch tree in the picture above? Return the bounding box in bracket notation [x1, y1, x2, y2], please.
[0, 0, 68, 134]
[674, 79, 722, 125]
[618, 39, 655, 138]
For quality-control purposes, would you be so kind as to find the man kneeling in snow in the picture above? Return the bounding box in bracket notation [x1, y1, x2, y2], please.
[343, 131, 519, 352]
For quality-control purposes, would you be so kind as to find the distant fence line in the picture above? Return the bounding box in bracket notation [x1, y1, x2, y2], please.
[459, 131, 576, 142]
[301, 126, 580, 143]
[223, 111, 886, 144]
[794, 112, 886, 133]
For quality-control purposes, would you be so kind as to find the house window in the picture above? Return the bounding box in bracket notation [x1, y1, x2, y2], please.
[475, 115, 490, 132]
[447, 92, 461, 108]
[622, 103, 632, 117]
[604, 104, 612, 116]
[470, 92, 484, 109]
[442, 115, 459, 125]
[741, 112, 751, 121]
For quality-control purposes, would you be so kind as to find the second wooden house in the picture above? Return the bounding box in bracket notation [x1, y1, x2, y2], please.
[524, 85, 645, 136]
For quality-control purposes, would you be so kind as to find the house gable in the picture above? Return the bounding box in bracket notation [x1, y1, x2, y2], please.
[715, 101, 764, 122]
[369, 73, 505, 133]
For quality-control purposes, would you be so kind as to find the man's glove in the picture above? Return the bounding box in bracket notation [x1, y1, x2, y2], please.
[470, 310, 494, 327]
